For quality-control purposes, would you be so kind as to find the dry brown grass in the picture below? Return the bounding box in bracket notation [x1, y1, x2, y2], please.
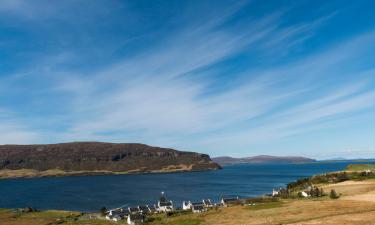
[200, 200, 375, 225]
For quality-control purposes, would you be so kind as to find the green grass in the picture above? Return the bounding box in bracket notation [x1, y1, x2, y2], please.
[346, 164, 375, 171]
[246, 201, 284, 210]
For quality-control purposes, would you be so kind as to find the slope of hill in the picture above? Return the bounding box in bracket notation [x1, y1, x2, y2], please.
[213, 155, 316, 166]
[0, 142, 220, 178]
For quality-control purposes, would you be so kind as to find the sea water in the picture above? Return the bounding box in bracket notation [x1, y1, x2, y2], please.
[0, 161, 372, 211]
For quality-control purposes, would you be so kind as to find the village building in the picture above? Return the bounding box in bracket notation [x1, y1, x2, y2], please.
[128, 207, 141, 214]
[106, 210, 125, 221]
[148, 205, 157, 213]
[221, 197, 240, 207]
[158, 200, 173, 212]
[120, 207, 130, 215]
[182, 201, 191, 210]
[127, 214, 145, 225]
[191, 202, 206, 213]
[202, 199, 213, 207]
[138, 205, 150, 214]
[157, 192, 174, 212]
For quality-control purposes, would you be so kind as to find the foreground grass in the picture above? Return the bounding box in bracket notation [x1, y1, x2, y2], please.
[246, 201, 284, 210]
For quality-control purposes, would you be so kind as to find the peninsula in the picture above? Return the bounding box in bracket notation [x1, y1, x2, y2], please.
[0, 142, 220, 179]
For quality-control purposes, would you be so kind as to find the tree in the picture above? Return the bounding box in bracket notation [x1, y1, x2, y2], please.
[315, 187, 321, 197]
[330, 189, 339, 199]
[320, 188, 324, 196]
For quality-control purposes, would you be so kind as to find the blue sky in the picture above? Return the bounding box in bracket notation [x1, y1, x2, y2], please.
[0, 0, 375, 159]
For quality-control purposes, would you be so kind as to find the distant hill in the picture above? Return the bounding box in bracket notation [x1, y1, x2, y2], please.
[320, 158, 375, 163]
[212, 155, 316, 166]
[0, 142, 221, 178]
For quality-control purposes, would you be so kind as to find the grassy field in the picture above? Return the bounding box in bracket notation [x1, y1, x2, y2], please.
[346, 164, 375, 171]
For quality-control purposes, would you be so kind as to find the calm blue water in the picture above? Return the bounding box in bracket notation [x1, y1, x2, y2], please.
[0, 161, 372, 212]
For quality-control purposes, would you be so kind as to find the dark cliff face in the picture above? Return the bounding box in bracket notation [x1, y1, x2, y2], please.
[0, 142, 220, 172]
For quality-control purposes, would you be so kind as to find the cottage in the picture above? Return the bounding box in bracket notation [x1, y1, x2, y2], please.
[138, 205, 150, 214]
[128, 207, 141, 214]
[148, 205, 157, 214]
[121, 207, 130, 215]
[112, 215, 123, 222]
[127, 214, 145, 225]
[158, 201, 173, 212]
[272, 189, 279, 197]
[191, 202, 206, 213]
[106, 210, 125, 221]
[157, 192, 174, 212]
[221, 197, 240, 207]
[192, 205, 205, 213]
[202, 199, 213, 207]
[182, 201, 191, 210]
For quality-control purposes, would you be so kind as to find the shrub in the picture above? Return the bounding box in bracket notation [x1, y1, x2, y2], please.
[330, 189, 339, 199]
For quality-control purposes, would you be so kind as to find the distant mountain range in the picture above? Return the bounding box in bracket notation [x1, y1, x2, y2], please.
[212, 155, 316, 166]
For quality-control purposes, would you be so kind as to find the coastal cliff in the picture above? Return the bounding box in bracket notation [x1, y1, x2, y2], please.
[0, 142, 220, 178]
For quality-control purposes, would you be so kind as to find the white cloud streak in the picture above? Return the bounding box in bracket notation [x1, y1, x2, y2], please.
[1, 2, 375, 158]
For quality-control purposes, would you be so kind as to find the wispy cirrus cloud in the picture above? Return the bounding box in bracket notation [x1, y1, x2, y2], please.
[0, 1, 375, 158]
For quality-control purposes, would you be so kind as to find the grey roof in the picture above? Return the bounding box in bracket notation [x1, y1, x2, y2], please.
[129, 207, 140, 212]
[222, 198, 238, 202]
[191, 202, 204, 206]
[121, 208, 130, 213]
[203, 199, 212, 204]
[159, 201, 172, 207]
[138, 205, 150, 213]
[111, 210, 124, 216]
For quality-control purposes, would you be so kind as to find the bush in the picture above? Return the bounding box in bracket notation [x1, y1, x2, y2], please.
[330, 189, 339, 199]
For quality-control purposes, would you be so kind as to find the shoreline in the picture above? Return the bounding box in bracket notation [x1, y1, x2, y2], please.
[0, 167, 220, 180]
[1, 165, 375, 224]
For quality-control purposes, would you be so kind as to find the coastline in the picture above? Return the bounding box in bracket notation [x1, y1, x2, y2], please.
[0, 166, 221, 180]
[1, 165, 375, 225]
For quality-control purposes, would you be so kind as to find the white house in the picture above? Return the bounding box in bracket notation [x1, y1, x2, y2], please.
[157, 200, 173, 212]
[272, 189, 279, 197]
[148, 205, 157, 214]
[128, 207, 140, 214]
[182, 201, 192, 210]
[221, 197, 239, 207]
[106, 210, 125, 221]
[127, 214, 145, 225]
[157, 192, 173, 212]
[138, 205, 150, 214]
[191, 202, 206, 213]
[202, 199, 213, 207]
